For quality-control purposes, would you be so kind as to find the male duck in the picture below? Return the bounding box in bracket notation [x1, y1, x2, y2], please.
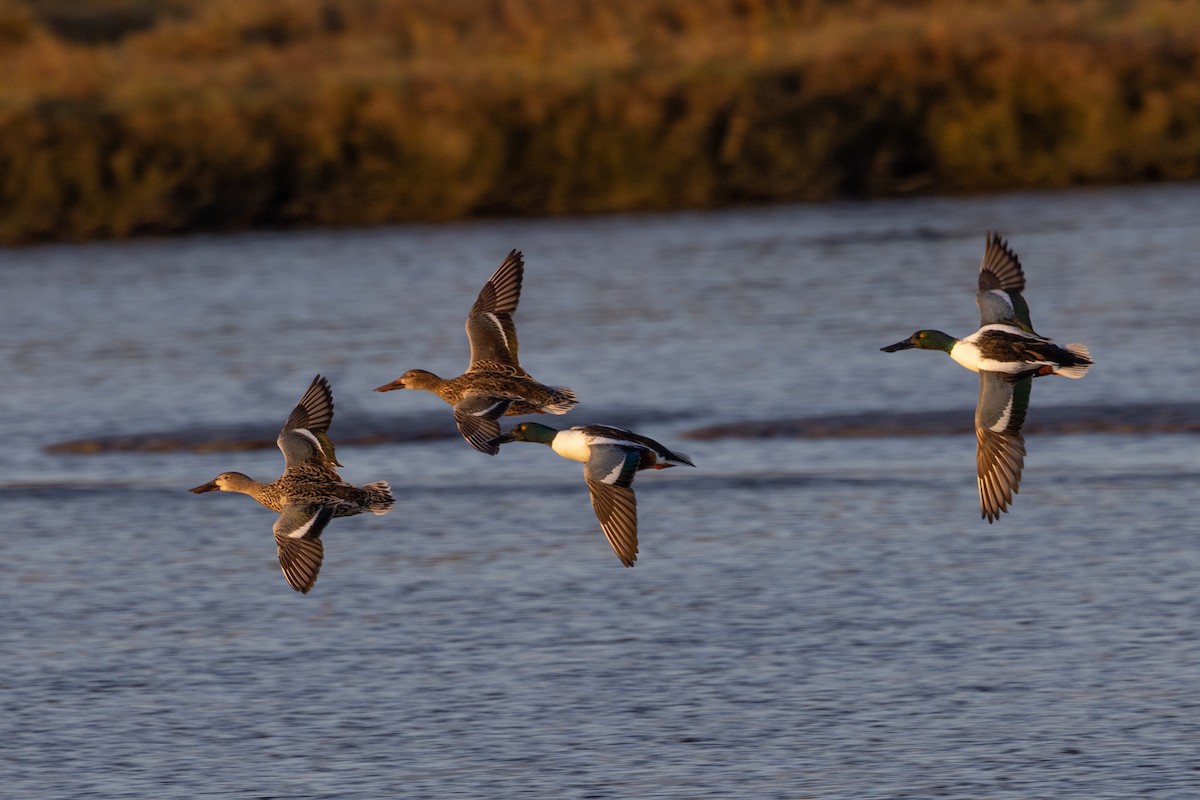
[191, 375, 394, 593]
[493, 422, 695, 566]
[881, 232, 1092, 522]
[375, 250, 578, 455]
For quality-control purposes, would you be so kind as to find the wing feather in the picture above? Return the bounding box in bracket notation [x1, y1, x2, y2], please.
[974, 373, 1031, 522]
[466, 250, 523, 370]
[278, 375, 341, 469]
[272, 504, 334, 593]
[976, 232, 1035, 332]
[453, 394, 515, 454]
[585, 480, 639, 567]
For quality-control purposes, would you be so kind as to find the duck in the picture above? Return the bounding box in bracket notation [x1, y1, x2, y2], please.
[492, 422, 695, 566]
[374, 250, 578, 455]
[191, 375, 394, 593]
[881, 231, 1092, 522]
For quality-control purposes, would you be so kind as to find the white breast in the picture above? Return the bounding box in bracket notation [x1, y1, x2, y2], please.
[550, 429, 594, 463]
[949, 340, 984, 373]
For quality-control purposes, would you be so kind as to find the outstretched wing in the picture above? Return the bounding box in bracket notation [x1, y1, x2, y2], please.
[583, 444, 645, 566]
[975, 371, 1031, 523]
[466, 250, 524, 371]
[283, 375, 335, 433]
[273, 504, 334, 593]
[453, 394, 516, 454]
[585, 481, 639, 567]
[976, 231, 1035, 333]
[278, 375, 342, 470]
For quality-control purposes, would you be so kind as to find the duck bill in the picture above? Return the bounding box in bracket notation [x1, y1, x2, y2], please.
[190, 480, 219, 494]
[491, 433, 515, 446]
[374, 378, 405, 392]
[880, 339, 915, 352]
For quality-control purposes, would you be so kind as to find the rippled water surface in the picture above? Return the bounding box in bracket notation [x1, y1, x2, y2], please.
[3, 185, 1200, 798]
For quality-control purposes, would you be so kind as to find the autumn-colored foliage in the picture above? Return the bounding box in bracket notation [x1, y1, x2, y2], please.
[1, 0, 1198, 243]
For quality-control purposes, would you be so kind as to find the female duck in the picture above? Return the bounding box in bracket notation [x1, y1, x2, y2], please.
[375, 250, 577, 454]
[191, 375, 394, 593]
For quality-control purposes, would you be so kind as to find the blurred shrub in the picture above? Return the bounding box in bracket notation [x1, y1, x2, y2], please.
[1, 0, 1199, 243]
[20, 0, 194, 43]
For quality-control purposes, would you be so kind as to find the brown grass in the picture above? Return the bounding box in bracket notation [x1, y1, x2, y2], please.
[1, 0, 1199, 243]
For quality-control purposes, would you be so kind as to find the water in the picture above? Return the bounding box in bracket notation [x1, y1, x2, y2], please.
[2, 184, 1200, 798]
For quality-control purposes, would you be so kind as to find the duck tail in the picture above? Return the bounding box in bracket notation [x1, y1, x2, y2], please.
[1055, 343, 1092, 379]
[363, 481, 395, 514]
[541, 386, 579, 415]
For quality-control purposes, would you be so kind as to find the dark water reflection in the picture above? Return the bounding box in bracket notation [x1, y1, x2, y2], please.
[3, 185, 1200, 797]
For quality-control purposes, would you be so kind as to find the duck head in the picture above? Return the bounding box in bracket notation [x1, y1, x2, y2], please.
[374, 369, 440, 392]
[492, 422, 559, 447]
[190, 472, 256, 494]
[881, 330, 957, 354]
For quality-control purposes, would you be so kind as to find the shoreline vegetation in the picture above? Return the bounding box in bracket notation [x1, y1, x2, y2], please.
[2, 0, 1199, 245]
